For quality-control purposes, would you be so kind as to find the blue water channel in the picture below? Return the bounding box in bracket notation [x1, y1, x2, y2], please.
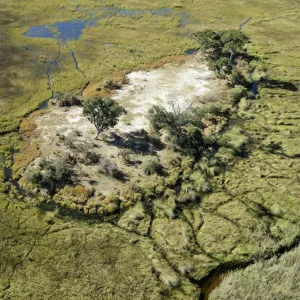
[185, 48, 199, 55]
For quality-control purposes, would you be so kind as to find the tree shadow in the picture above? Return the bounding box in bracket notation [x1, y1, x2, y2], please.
[111, 169, 128, 182]
[261, 141, 285, 156]
[260, 77, 298, 92]
[235, 54, 298, 92]
[109, 130, 164, 155]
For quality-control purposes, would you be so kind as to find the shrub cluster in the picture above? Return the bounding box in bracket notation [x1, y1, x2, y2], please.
[136, 155, 220, 208]
[53, 184, 142, 217]
[98, 158, 124, 180]
[104, 79, 120, 91]
[148, 103, 224, 156]
[194, 29, 265, 104]
[54, 185, 120, 216]
[228, 85, 247, 103]
[85, 150, 101, 165]
[118, 149, 133, 165]
[26, 154, 75, 194]
[51, 92, 82, 107]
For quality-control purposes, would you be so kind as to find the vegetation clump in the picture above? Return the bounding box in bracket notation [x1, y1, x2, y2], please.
[148, 102, 225, 156]
[104, 79, 120, 91]
[98, 158, 124, 180]
[118, 149, 133, 165]
[193, 29, 267, 106]
[143, 159, 163, 175]
[85, 150, 101, 165]
[119, 186, 142, 210]
[53, 186, 120, 216]
[50, 92, 82, 107]
[228, 84, 247, 103]
[26, 154, 75, 194]
[148, 105, 204, 156]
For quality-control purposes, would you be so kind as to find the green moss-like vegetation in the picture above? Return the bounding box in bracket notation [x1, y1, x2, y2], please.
[0, 195, 200, 299]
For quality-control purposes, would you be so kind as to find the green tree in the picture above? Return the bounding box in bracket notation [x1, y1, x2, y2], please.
[83, 97, 126, 139]
[192, 30, 222, 59]
[220, 30, 249, 61]
[193, 29, 249, 76]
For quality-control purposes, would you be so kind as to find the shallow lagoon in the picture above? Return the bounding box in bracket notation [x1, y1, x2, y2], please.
[23, 20, 96, 42]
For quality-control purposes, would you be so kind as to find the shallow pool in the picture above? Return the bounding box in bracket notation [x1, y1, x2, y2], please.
[23, 20, 96, 42]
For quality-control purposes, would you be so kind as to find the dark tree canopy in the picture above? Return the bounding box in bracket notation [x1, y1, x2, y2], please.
[220, 30, 249, 58]
[83, 97, 126, 139]
[193, 29, 249, 77]
[193, 29, 222, 58]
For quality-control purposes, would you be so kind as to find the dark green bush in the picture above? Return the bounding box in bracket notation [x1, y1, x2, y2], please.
[193, 103, 222, 119]
[85, 151, 101, 165]
[83, 97, 126, 139]
[143, 159, 163, 176]
[193, 29, 249, 77]
[170, 125, 204, 156]
[148, 105, 206, 156]
[148, 105, 176, 132]
[104, 79, 120, 90]
[230, 67, 248, 87]
[52, 92, 82, 107]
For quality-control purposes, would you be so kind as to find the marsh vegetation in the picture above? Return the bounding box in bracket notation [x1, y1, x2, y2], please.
[1, 1, 300, 299]
[13, 27, 298, 299]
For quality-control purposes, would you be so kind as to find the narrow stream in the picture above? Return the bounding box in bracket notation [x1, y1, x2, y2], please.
[65, 42, 84, 74]
[196, 260, 252, 300]
[46, 42, 61, 94]
[240, 17, 252, 30]
[199, 274, 223, 300]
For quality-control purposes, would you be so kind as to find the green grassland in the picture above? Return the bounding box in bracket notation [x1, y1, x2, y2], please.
[1, 0, 300, 299]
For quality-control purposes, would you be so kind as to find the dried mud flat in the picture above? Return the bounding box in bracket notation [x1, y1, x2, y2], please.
[113, 55, 219, 132]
